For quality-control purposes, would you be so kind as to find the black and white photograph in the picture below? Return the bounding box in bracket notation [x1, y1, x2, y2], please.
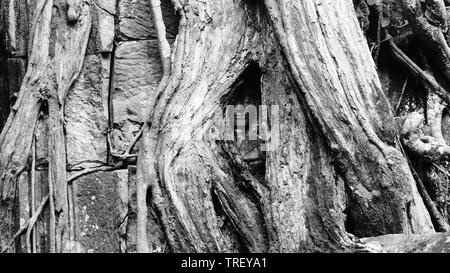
[0, 0, 450, 268]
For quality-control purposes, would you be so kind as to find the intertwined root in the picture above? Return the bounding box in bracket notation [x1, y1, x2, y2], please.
[0, 0, 92, 253]
[393, 0, 450, 229]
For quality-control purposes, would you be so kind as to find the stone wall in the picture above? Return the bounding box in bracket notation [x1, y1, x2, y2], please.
[0, 0, 179, 253]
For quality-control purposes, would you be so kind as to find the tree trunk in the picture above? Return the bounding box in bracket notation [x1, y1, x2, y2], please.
[2, 0, 450, 253]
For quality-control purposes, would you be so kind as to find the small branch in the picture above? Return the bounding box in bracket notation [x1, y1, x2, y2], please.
[395, 76, 409, 114]
[380, 31, 413, 44]
[150, 0, 172, 76]
[27, 135, 37, 253]
[67, 162, 124, 184]
[400, 0, 450, 83]
[387, 33, 450, 104]
[48, 162, 56, 253]
[27, 0, 50, 59]
[372, 1, 382, 63]
[124, 128, 144, 156]
[107, 128, 143, 160]
[25, 193, 49, 254]
[134, 0, 173, 253]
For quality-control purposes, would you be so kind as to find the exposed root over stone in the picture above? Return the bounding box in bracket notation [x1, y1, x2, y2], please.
[0, 194, 49, 253]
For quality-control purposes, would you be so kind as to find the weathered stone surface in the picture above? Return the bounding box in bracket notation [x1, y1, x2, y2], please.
[33, 170, 50, 253]
[87, 3, 115, 54]
[65, 54, 110, 169]
[73, 170, 128, 253]
[126, 166, 166, 253]
[72, 166, 166, 253]
[118, 0, 179, 40]
[111, 40, 162, 153]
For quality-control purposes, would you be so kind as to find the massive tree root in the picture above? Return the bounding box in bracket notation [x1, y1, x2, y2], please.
[5, 0, 450, 253]
[136, 0, 266, 252]
[133, 0, 436, 253]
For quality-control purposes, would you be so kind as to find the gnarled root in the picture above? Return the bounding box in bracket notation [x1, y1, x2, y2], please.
[402, 92, 450, 231]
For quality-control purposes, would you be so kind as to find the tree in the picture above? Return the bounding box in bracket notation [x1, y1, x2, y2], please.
[2, 0, 450, 253]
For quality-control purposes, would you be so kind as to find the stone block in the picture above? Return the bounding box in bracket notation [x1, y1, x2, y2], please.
[65, 54, 110, 169]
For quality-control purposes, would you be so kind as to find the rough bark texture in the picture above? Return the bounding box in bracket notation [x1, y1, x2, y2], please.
[264, 0, 432, 240]
[135, 0, 432, 253]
